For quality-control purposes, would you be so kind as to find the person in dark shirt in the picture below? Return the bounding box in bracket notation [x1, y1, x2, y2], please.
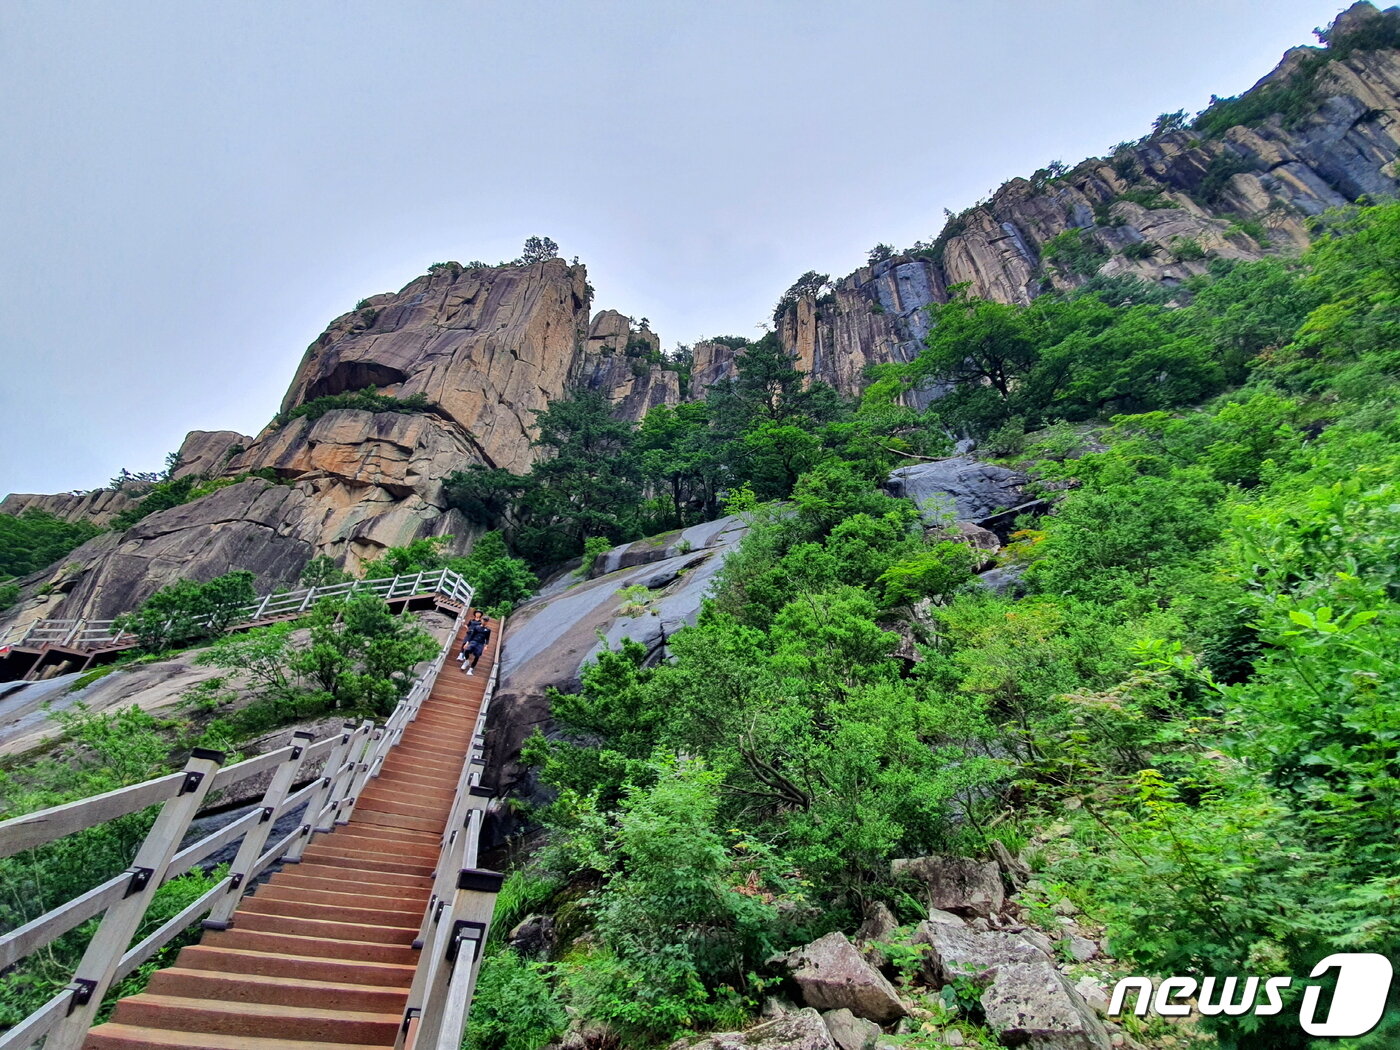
[459, 609, 492, 675]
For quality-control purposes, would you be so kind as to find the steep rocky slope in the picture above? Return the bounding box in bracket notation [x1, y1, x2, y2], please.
[778, 2, 1400, 396]
[1, 263, 677, 621]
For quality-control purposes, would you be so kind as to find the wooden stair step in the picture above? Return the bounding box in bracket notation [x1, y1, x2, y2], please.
[347, 807, 447, 834]
[145, 966, 408, 1012]
[289, 856, 431, 884]
[314, 832, 439, 858]
[204, 928, 417, 965]
[266, 868, 431, 896]
[254, 882, 425, 913]
[174, 945, 413, 988]
[240, 895, 422, 927]
[233, 911, 417, 945]
[294, 852, 436, 877]
[110, 993, 400, 1044]
[84, 1021, 373, 1050]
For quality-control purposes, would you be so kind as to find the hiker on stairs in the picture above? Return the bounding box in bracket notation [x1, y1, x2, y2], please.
[459, 609, 492, 675]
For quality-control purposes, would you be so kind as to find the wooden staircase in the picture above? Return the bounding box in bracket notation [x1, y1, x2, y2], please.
[82, 624, 496, 1050]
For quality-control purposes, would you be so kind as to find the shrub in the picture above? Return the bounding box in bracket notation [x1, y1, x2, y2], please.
[1171, 236, 1207, 261]
[114, 570, 258, 652]
[278, 387, 432, 427]
[298, 554, 351, 589]
[577, 536, 613, 578]
[1040, 229, 1108, 277]
[0, 509, 103, 576]
[1119, 241, 1154, 260]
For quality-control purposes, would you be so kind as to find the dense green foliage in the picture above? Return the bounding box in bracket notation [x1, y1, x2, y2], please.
[361, 532, 536, 615]
[0, 509, 102, 578]
[114, 570, 259, 651]
[445, 333, 946, 568]
[195, 592, 440, 729]
[109, 469, 281, 531]
[0, 706, 225, 1026]
[472, 202, 1400, 1049]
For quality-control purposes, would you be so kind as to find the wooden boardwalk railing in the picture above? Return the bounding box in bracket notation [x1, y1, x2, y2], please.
[0, 580, 506, 1050]
[7, 569, 475, 654]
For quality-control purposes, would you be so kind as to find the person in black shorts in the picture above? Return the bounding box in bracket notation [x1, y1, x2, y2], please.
[459, 610, 492, 675]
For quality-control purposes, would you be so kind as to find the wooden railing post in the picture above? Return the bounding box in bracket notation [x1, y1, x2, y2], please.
[409, 868, 503, 1050]
[202, 732, 315, 930]
[44, 749, 225, 1050]
[327, 721, 372, 827]
[282, 726, 353, 862]
[338, 724, 384, 825]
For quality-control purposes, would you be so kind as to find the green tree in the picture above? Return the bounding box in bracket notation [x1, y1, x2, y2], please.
[114, 570, 258, 651]
[518, 392, 642, 562]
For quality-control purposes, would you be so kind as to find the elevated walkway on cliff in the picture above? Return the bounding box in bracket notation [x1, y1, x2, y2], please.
[0, 570, 475, 683]
[0, 579, 506, 1050]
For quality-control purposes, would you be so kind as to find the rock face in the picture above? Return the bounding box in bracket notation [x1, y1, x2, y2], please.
[891, 855, 1006, 918]
[171, 430, 254, 479]
[0, 487, 142, 528]
[574, 310, 682, 420]
[33, 479, 318, 621]
[672, 1008, 837, 1050]
[481, 516, 747, 816]
[776, 4, 1400, 398]
[781, 932, 907, 1024]
[886, 459, 1028, 524]
[277, 259, 590, 474]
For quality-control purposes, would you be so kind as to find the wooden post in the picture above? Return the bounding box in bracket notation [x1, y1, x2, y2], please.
[45, 749, 225, 1050]
[282, 727, 353, 862]
[410, 868, 503, 1050]
[203, 732, 315, 930]
[327, 721, 372, 827]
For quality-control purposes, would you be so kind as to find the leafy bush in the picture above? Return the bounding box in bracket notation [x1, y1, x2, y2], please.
[278, 386, 432, 427]
[1119, 241, 1154, 260]
[298, 554, 351, 589]
[197, 592, 439, 721]
[114, 570, 258, 652]
[1040, 228, 1108, 277]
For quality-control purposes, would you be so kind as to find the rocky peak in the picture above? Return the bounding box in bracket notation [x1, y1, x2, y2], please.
[774, 4, 1400, 398]
[275, 257, 591, 473]
[573, 309, 682, 420]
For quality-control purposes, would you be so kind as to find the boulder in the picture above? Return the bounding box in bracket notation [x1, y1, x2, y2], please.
[853, 902, 898, 945]
[783, 933, 907, 1023]
[911, 921, 1047, 986]
[820, 1009, 880, 1050]
[672, 1007, 836, 1050]
[891, 855, 1005, 917]
[507, 914, 556, 957]
[886, 458, 1028, 525]
[982, 961, 1112, 1050]
[911, 922, 1110, 1050]
[929, 521, 1001, 569]
[1066, 935, 1098, 963]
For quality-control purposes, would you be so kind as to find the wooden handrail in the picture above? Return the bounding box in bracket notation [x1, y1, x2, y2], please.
[0, 587, 472, 1050]
[16, 568, 477, 653]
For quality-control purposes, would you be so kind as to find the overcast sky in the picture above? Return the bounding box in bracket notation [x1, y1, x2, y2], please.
[0, 0, 1346, 496]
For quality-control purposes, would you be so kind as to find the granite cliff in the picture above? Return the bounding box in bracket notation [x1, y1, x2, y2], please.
[777, 2, 1400, 396]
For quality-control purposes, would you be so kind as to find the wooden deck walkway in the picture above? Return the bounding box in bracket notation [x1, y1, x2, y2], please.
[81, 623, 496, 1050]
